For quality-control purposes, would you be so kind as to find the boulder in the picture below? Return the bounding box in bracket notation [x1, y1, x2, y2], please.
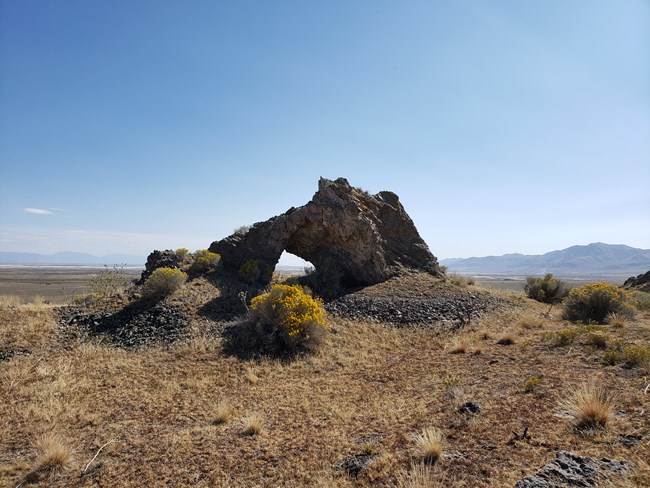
[623, 270, 650, 292]
[209, 177, 440, 287]
[514, 451, 632, 487]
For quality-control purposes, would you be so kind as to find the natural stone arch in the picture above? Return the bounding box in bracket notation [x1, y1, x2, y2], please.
[209, 177, 440, 287]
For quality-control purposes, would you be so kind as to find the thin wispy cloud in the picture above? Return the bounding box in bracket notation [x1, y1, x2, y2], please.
[23, 208, 54, 215]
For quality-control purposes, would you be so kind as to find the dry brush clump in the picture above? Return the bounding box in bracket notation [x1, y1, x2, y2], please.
[241, 412, 264, 436]
[562, 383, 615, 431]
[413, 427, 443, 465]
[563, 282, 636, 324]
[22, 433, 73, 483]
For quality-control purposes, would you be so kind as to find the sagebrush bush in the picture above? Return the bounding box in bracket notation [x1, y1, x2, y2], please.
[563, 282, 636, 324]
[524, 273, 569, 304]
[631, 291, 650, 311]
[190, 250, 221, 273]
[175, 248, 189, 261]
[142, 267, 187, 297]
[248, 284, 329, 355]
[90, 265, 130, 299]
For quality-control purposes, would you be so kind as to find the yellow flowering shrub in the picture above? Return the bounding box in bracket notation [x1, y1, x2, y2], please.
[249, 284, 329, 354]
[563, 282, 636, 324]
[142, 267, 187, 298]
[190, 250, 221, 273]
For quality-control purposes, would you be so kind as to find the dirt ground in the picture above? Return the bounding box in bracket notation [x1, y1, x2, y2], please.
[0, 274, 648, 487]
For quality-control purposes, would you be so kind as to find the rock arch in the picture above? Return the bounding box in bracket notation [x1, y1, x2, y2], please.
[209, 177, 440, 286]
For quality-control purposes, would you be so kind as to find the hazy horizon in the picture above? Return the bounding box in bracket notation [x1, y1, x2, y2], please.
[1, 1, 648, 265]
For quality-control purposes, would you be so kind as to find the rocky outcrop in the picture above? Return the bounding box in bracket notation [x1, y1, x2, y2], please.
[139, 250, 181, 284]
[514, 451, 632, 487]
[623, 270, 650, 292]
[209, 177, 440, 287]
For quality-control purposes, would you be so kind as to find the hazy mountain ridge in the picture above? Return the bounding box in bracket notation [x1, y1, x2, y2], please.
[0, 251, 146, 265]
[441, 243, 650, 277]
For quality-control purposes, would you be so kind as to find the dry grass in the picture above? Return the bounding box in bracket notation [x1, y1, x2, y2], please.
[0, 281, 649, 487]
[448, 340, 468, 354]
[0, 294, 22, 307]
[213, 401, 233, 424]
[241, 412, 264, 436]
[496, 333, 516, 345]
[562, 383, 616, 430]
[395, 462, 437, 488]
[607, 312, 628, 328]
[413, 427, 443, 464]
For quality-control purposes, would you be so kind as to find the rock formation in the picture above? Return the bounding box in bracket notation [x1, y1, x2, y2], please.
[514, 451, 632, 487]
[209, 177, 440, 287]
[623, 270, 650, 293]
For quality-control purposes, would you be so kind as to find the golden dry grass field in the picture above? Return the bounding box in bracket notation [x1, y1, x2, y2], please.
[0, 277, 649, 487]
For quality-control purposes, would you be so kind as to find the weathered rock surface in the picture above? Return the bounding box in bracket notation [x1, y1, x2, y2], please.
[59, 302, 190, 348]
[514, 451, 632, 487]
[325, 292, 497, 326]
[623, 270, 650, 292]
[209, 177, 440, 287]
[139, 250, 181, 284]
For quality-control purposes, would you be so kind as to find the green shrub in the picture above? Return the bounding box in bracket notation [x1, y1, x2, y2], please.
[175, 248, 189, 261]
[586, 332, 609, 349]
[631, 291, 650, 311]
[247, 284, 330, 355]
[563, 282, 636, 324]
[190, 250, 221, 273]
[524, 273, 569, 304]
[239, 259, 272, 285]
[142, 267, 187, 297]
[621, 345, 650, 369]
[543, 328, 578, 347]
[523, 377, 541, 393]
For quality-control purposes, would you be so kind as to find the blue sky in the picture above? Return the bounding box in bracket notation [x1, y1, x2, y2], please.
[1, 0, 648, 264]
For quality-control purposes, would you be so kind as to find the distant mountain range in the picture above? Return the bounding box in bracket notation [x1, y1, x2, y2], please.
[440, 243, 650, 278]
[0, 251, 146, 265]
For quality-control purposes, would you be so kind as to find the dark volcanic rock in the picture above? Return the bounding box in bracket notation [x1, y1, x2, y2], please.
[514, 451, 632, 487]
[338, 453, 378, 477]
[623, 270, 650, 292]
[325, 292, 495, 326]
[459, 402, 482, 414]
[209, 177, 440, 287]
[59, 301, 190, 348]
[139, 250, 181, 284]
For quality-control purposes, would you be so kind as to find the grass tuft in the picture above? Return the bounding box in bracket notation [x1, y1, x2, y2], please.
[413, 427, 443, 464]
[213, 401, 233, 424]
[241, 412, 263, 436]
[449, 340, 468, 354]
[563, 383, 615, 430]
[33, 433, 72, 474]
[497, 333, 515, 345]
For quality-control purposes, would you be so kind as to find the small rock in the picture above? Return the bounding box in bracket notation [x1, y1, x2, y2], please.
[514, 451, 633, 487]
[459, 402, 482, 414]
